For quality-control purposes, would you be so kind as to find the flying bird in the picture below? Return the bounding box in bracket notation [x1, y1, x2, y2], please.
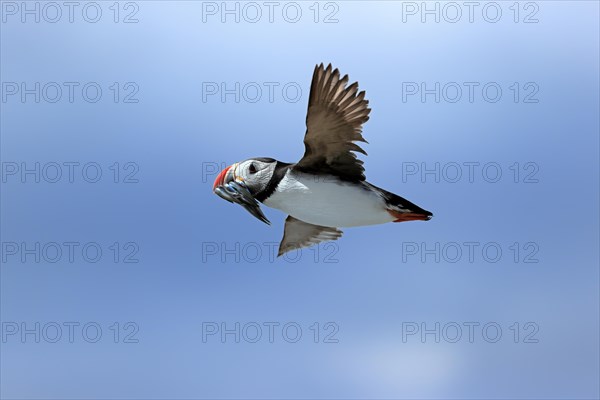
[213, 63, 432, 256]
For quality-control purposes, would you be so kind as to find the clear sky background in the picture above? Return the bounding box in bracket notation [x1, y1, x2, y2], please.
[1, 1, 599, 398]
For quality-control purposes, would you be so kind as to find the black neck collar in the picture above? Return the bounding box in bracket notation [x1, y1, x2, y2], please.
[255, 161, 292, 202]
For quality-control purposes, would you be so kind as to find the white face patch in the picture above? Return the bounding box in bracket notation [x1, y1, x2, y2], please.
[233, 159, 276, 195]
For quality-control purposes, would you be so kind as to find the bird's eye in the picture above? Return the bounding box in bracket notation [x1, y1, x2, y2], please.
[249, 163, 257, 174]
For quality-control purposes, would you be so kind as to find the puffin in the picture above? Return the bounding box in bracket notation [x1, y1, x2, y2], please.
[213, 63, 432, 256]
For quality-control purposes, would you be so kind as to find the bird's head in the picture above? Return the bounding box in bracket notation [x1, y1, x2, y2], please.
[212, 157, 278, 197]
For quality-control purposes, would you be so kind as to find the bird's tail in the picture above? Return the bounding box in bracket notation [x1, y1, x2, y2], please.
[367, 182, 433, 222]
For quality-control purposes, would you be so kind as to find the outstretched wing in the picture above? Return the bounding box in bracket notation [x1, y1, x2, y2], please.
[278, 216, 343, 257]
[295, 63, 371, 182]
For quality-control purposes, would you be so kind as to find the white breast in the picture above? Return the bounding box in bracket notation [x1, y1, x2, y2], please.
[263, 170, 395, 228]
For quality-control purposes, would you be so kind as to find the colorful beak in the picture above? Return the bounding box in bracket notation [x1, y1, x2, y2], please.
[213, 163, 240, 190]
[213, 165, 232, 190]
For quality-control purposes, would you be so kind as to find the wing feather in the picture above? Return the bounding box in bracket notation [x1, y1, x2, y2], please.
[295, 63, 371, 182]
[278, 216, 343, 257]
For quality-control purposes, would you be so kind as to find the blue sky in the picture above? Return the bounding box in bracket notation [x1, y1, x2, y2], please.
[1, 1, 599, 398]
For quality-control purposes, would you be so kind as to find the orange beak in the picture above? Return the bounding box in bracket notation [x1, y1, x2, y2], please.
[213, 164, 233, 191]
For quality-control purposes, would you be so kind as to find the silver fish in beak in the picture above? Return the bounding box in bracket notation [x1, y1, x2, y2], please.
[214, 179, 271, 225]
